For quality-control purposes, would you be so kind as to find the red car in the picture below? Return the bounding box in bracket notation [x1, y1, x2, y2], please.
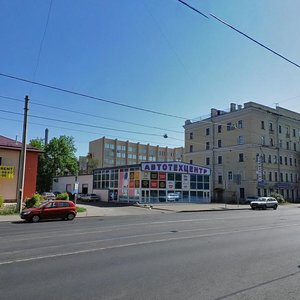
[21, 200, 77, 222]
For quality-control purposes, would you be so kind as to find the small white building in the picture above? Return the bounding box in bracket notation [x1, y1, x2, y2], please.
[52, 174, 93, 195]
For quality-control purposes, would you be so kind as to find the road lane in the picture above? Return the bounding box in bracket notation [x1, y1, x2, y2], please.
[1, 207, 300, 299]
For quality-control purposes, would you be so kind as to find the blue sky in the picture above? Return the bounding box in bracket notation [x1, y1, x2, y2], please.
[1, 0, 300, 157]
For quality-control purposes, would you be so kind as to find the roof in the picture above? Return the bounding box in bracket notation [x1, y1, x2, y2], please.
[0, 135, 42, 153]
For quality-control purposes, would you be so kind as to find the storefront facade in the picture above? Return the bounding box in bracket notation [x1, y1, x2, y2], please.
[93, 161, 211, 203]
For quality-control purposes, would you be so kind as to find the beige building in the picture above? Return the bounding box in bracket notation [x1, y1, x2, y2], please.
[88, 137, 184, 169]
[184, 102, 300, 203]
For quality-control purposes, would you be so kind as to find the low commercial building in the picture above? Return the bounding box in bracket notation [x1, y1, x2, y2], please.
[93, 161, 210, 203]
[0, 135, 41, 202]
[52, 174, 93, 195]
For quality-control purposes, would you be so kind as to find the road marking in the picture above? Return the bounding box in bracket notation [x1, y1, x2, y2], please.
[1, 212, 285, 242]
[0, 222, 299, 266]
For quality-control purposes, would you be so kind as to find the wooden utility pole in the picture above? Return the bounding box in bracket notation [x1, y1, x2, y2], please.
[16, 96, 29, 212]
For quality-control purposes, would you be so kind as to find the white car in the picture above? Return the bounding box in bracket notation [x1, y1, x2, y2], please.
[41, 192, 56, 200]
[80, 193, 100, 202]
[167, 193, 180, 202]
[250, 197, 278, 210]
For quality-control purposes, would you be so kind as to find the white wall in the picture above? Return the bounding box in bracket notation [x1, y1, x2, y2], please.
[52, 175, 93, 194]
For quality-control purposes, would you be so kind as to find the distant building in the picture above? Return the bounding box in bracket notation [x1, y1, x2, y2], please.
[183, 102, 300, 203]
[88, 137, 184, 169]
[0, 135, 41, 202]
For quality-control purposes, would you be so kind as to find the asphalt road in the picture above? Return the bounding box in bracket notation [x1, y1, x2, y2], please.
[1, 206, 300, 300]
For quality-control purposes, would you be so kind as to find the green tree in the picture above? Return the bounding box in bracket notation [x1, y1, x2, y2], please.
[29, 138, 45, 150]
[31, 136, 78, 192]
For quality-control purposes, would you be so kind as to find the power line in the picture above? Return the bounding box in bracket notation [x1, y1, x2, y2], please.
[0, 72, 188, 120]
[0, 116, 183, 148]
[177, 0, 300, 69]
[0, 108, 182, 139]
[0, 95, 183, 134]
[29, 0, 53, 95]
[177, 0, 208, 19]
[209, 13, 300, 69]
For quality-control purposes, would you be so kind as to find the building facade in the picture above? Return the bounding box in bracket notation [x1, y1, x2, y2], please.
[184, 102, 300, 203]
[52, 174, 93, 195]
[0, 135, 41, 201]
[88, 137, 184, 169]
[93, 161, 210, 203]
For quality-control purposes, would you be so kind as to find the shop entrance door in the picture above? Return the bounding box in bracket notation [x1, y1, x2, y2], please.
[141, 190, 150, 203]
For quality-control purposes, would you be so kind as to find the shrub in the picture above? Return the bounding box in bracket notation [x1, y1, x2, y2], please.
[0, 204, 17, 215]
[56, 192, 69, 200]
[0, 195, 4, 208]
[271, 192, 286, 204]
[25, 193, 43, 208]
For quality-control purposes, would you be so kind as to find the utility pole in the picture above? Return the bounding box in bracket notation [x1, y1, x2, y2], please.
[16, 96, 29, 212]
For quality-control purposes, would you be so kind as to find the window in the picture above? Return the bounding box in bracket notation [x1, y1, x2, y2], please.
[190, 159, 193, 164]
[227, 122, 232, 131]
[239, 153, 244, 162]
[218, 125, 222, 133]
[269, 122, 273, 131]
[274, 155, 278, 164]
[237, 120, 243, 129]
[279, 140, 282, 148]
[280, 173, 283, 182]
[286, 142, 290, 150]
[290, 173, 293, 182]
[218, 156, 222, 164]
[270, 138, 274, 146]
[293, 129, 296, 137]
[206, 142, 210, 150]
[295, 158, 297, 166]
[117, 152, 126, 158]
[206, 157, 210, 165]
[105, 143, 115, 150]
[190, 132, 193, 140]
[238, 136, 244, 144]
[261, 121, 265, 129]
[268, 155, 272, 164]
[290, 157, 293, 166]
[294, 142, 297, 151]
[218, 175, 223, 184]
[274, 172, 278, 182]
[279, 125, 282, 133]
[284, 157, 288, 165]
[261, 136, 266, 145]
[206, 128, 210, 135]
[218, 140, 222, 148]
[128, 146, 136, 152]
[0, 157, 2, 165]
[279, 156, 283, 164]
[269, 172, 272, 181]
[117, 145, 126, 151]
[285, 173, 288, 182]
[228, 171, 233, 181]
[190, 145, 193, 152]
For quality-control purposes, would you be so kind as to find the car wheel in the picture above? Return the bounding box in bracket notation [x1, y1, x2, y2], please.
[273, 205, 278, 210]
[251, 206, 255, 210]
[263, 205, 267, 210]
[31, 215, 40, 223]
[66, 213, 75, 221]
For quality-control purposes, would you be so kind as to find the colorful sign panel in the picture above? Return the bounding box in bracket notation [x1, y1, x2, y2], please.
[141, 162, 210, 175]
[0, 166, 14, 179]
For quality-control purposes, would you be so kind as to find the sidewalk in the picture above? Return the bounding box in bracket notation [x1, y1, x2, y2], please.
[1, 202, 299, 222]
